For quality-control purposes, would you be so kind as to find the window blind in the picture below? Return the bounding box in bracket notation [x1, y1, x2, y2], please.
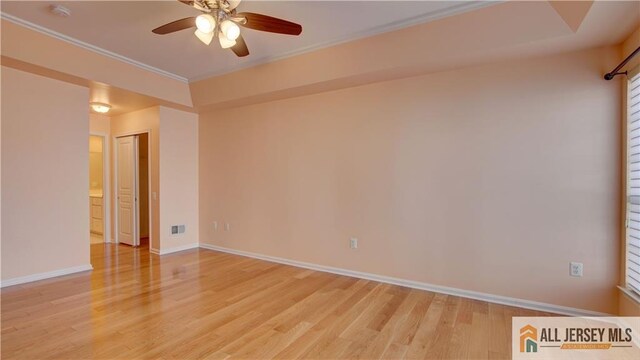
[627, 71, 640, 295]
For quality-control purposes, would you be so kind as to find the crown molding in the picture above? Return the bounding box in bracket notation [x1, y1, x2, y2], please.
[2, 1, 499, 84]
[0, 12, 189, 83]
[188, 0, 501, 82]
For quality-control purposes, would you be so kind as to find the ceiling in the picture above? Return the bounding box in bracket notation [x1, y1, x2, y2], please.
[0, 1, 496, 82]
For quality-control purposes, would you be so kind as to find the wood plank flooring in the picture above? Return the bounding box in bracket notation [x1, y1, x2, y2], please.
[1, 244, 551, 359]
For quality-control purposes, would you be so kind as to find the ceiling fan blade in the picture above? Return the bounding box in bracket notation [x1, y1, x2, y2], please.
[231, 34, 249, 57]
[236, 12, 302, 36]
[152, 17, 197, 34]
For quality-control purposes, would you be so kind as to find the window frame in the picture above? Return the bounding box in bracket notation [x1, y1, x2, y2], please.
[625, 65, 640, 296]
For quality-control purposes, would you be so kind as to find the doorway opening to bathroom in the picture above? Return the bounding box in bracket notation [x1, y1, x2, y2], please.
[89, 134, 108, 244]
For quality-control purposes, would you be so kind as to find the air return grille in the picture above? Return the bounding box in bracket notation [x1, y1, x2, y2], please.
[171, 225, 186, 235]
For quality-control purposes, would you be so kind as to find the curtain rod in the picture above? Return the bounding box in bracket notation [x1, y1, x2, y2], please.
[605, 46, 640, 80]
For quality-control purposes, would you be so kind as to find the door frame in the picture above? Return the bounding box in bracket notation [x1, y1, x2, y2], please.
[113, 129, 153, 251]
[90, 131, 110, 244]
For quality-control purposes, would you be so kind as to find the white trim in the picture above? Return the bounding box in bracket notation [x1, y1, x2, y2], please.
[159, 243, 199, 256]
[0, 265, 93, 288]
[0, 12, 188, 83]
[150, 247, 160, 255]
[629, 64, 640, 79]
[134, 135, 141, 247]
[189, 0, 500, 81]
[199, 243, 609, 317]
[618, 285, 640, 305]
[112, 132, 118, 245]
[1, 2, 497, 83]
[143, 132, 153, 251]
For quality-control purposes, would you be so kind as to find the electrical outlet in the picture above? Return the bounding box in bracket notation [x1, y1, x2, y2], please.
[213, 221, 218, 231]
[350, 237, 358, 249]
[224, 222, 230, 232]
[570, 262, 583, 277]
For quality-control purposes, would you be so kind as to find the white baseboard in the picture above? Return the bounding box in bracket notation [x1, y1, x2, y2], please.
[0, 264, 93, 288]
[199, 243, 609, 317]
[150, 247, 160, 255]
[159, 243, 199, 256]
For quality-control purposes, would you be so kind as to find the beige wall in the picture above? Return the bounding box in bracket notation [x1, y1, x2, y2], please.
[110, 107, 160, 249]
[1, 20, 192, 108]
[622, 26, 640, 71]
[159, 107, 199, 251]
[90, 113, 110, 135]
[619, 292, 640, 315]
[107, 106, 198, 251]
[1, 66, 90, 280]
[199, 46, 622, 314]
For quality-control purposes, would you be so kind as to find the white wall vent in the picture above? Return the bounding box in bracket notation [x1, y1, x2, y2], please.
[171, 225, 186, 235]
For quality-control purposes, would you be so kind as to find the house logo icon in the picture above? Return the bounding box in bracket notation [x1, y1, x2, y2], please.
[520, 325, 538, 353]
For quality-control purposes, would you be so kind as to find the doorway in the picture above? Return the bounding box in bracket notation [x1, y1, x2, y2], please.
[89, 135, 106, 244]
[115, 133, 150, 248]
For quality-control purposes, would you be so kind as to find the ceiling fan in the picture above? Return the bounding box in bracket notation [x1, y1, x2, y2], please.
[152, 0, 303, 57]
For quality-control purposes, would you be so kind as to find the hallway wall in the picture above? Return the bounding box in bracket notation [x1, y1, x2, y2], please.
[110, 107, 160, 251]
[1, 66, 91, 282]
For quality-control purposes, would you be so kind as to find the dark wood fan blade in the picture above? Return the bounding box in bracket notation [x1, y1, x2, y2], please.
[152, 17, 196, 34]
[237, 12, 302, 36]
[231, 34, 249, 57]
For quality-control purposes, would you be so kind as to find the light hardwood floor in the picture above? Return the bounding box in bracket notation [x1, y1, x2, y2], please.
[1, 244, 551, 359]
[90, 233, 104, 244]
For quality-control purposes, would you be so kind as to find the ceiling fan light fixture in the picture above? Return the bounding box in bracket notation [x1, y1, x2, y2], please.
[219, 35, 237, 49]
[90, 102, 111, 114]
[220, 20, 240, 41]
[153, 1, 302, 57]
[195, 29, 214, 45]
[195, 14, 216, 34]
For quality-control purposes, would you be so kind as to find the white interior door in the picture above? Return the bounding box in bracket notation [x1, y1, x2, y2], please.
[117, 136, 139, 246]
